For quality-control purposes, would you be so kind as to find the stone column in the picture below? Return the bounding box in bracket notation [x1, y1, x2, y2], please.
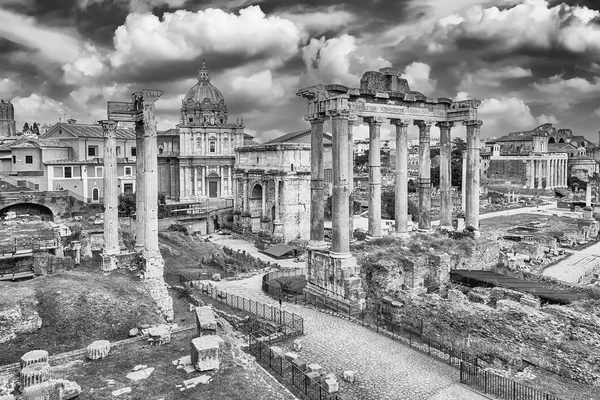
[537, 159, 544, 189]
[134, 90, 163, 278]
[307, 113, 328, 250]
[365, 116, 384, 239]
[220, 166, 225, 197]
[261, 180, 267, 216]
[390, 119, 411, 237]
[228, 166, 232, 196]
[273, 178, 283, 240]
[462, 151, 467, 210]
[193, 167, 198, 198]
[202, 166, 207, 196]
[463, 120, 483, 234]
[437, 121, 454, 229]
[135, 116, 145, 251]
[415, 120, 433, 231]
[348, 113, 357, 241]
[328, 109, 351, 257]
[529, 160, 535, 189]
[243, 177, 249, 214]
[100, 120, 119, 271]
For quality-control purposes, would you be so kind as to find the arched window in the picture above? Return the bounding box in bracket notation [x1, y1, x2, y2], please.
[158, 145, 164, 155]
[92, 188, 99, 202]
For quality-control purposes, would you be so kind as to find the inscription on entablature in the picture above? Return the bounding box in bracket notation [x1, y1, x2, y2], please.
[354, 102, 448, 119]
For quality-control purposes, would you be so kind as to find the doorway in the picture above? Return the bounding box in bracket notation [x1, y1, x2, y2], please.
[209, 181, 218, 198]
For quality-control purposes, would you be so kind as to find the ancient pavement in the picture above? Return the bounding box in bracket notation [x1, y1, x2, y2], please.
[209, 236, 489, 400]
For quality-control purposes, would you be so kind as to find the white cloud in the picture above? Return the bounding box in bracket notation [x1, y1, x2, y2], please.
[12, 94, 73, 126]
[532, 75, 600, 110]
[477, 96, 553, 138]
[459, 66, 532, 88]
[276, 6, 355, 39]
[425, 0, 600, 56]
[594, 108, 600, 119]
[0, 78, 20, 99]
[400, 62, 437, 94]
[62, 42, 107, 85]
[301, 34, 390, 87]
[227, 70, 286, 108]
[109, 6, 302, 69]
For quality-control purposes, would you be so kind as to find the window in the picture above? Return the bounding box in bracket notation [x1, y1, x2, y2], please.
[210, 141, 216, 153]
[188, 117, 193, 123]
[88, 146, 98, 157]
[92, 188, 99, 202]
[124, 166, 132, 176]
[116, 146, 121, 156]
[25, 156, 33, 164]
[64, 167, 72, 178]
[12, 156, 15, 164]
[96, 167, 103, 178]
[131, 147, 137, 157]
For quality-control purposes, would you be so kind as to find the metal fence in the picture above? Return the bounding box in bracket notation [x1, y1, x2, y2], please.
[181, 276, 304, 337]
[248, 332, 339, 400]
[460, 362, 563, 400]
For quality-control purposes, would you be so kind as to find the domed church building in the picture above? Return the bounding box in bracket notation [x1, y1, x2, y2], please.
[157, 61, 253, 201]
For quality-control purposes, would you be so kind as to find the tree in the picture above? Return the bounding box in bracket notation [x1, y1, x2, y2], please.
[407, 179, 417, 193]
[324, 195, 332, 220]
[381, 190, 418, 222]
[22, 122, 29, 132]
[118, 192, 136, 216]
[430, 166, 440, 188]
[32, 122, 39, 135]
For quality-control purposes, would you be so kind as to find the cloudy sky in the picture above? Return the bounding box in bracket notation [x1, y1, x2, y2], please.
[0, 0, 599, 142]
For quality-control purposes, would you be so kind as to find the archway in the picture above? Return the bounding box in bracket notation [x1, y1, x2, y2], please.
[250, 183, 263, 215]
[0, 203, 54, 221]
[92, 187, 99, 202]
[559, 138, 565, 143]
[548, 137, 556, 144]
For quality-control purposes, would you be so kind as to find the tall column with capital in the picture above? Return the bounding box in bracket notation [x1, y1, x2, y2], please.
[243, 177, 249, 214]
[365, 116, 384, 239]
[537, 160, 544, 189]
[348, 113, 357, 241]
[529, 160, 535, 189]
[100, 120, 119, 270]
[329, 109, 351, 257]
[464, 120, 483, 233]
[462, 151, 467, 210]
[134, 115, 145, 251]
[415, 120, 433, 231]
[391, 119, 411, 237]
[437, 121, 454, 229]
[307, 113, 328, 249]
[273, 178, 283, 240]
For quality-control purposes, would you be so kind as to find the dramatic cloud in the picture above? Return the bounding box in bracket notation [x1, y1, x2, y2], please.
[401, 62, 437, 95]
[12, 94, 74, 125]
[595, 108, 600, 119]
[459, 66, 532, 88]
[532, 74, 600, 110]
[275, 6, 355, 39]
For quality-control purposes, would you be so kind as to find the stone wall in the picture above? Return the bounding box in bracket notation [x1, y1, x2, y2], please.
[384, 289, 600, 386]
[32, 253, 75, 276]
[0, 288, 42, 343]
[486, 159, 528, 186]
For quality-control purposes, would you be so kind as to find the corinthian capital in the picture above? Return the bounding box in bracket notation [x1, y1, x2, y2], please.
[99, 120, 118, 138]
[304, 113, 327, 124]
[414, 119, 434, 133]
[463, 119, 483, 127]
[390, 118, 413, 127]
[435, 121, 455, 130]
[326, 109, 351, 119]
[363, 116, 386, 126]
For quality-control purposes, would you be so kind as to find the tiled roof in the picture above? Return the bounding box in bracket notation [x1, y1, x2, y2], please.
[266, 129, 333, 145]
[495, 134, 535, 142]
[158, 128, 178, 136]
[45, 157, 136, 165]
[548, 143, 577, 151]
[43, 123, 135, 140]
[0, 137, 68, 150]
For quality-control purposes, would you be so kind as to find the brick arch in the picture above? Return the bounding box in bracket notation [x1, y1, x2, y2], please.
[0, 202, 55, 221]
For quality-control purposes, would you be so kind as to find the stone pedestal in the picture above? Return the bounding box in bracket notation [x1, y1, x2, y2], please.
[101, 253, 118, 272]
[260, 216, 271, 233]
[272, 221, 283, 241]
[72, 241, 81, 265]
[324, 377, 339, 393]
[20, 362, 50, 388]
[305, 250, 365, 310]
[147, 324, 172, 345]
[86, 340, 110, 360]
[190, 335, 224, 372]
[194, 306, 217, 336]
[583, 206, 594, 220]
[20, 350, 48, 369]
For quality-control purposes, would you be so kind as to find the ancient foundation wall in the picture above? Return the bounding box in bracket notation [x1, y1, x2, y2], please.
[486, 159, 527, 186]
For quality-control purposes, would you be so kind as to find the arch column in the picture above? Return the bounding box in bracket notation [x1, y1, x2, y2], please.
[391, 119, 411, 237]
[307, 113, 328, 250]
[415, 120, 434, 231]
[100, 120, 119, 271]
[463, 120, 483, 234]
[328, 108, 351, 258]
[365, 116, 385, 239]
[437, 121, 454, 229]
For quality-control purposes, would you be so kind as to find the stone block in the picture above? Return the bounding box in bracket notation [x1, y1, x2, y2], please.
[190, 335, 223, 372]
[20, 362, 50, 388]
[86, 340, 110, 360]
[20, 350, 49, 368]
[284, 352, 298, 362]
[147, 325, 171, 345]
[324, 378, 339, 393]
[21, 379, 61, 400]
[111, 387, 131, 397]
[343, 370, 355, 382]
[291, 339, 302, 351]
[270, 346, 284, 357]
[292, 358, 307, 372]
[305, 371, 321, 383]
[211, 273, 221, 281]
[126, 367, 154, 381]
[447, 289, 468, 303]
[194, 306, 217, 336]
[307, 363, 322, 374]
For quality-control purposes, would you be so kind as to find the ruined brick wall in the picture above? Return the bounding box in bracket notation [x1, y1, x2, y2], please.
[387, 290, 600, 386]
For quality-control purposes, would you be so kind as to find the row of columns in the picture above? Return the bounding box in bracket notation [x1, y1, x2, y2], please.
[528, 158, 567, 189]
[180, 165, 233, 198]
[308, 111, 483, 257]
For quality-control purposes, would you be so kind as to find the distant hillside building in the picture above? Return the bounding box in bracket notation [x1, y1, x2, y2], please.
[0, 100, 16, 137]
[157, 61, 252, 202]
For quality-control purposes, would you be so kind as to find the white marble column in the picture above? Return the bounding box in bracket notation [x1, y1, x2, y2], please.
[464, 120, 483, 233]
[261, 181, 266, 217]
[193, 167, 198, 198]
[546, 159, 551, 189]
[391, 119, 411, 237]
[100, 120, 119, 268]
[201, 167, 206, 196]
[529, 160, 535, 189]
[228, 166, 232, 196]
[220, 166, 224, 197]
[365, 116, 384, 239]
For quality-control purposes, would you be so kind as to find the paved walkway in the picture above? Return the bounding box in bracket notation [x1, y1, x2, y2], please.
[208, 237, 488, 400]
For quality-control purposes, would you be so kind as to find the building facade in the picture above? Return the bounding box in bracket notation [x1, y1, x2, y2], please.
[0, 100, 16, 137]
[157, 61, 252, 202]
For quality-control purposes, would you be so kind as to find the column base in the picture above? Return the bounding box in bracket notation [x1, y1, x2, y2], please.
[308, 240, 329, 251]
[365, 234, 382, 242]
[273, 221, 283, 240]
[101, 253, 119, 272]
[329, 251, 352, 259]
[392, 231, 410, 239]
[417, 228, 431, 233]
[142, 251, 164, 279]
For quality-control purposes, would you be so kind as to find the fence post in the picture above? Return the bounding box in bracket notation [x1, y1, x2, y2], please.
[428, 338, 431, 356]
[484, 370, 487, 394]
[512, 380, 516, 400]
[348, 304, 351, 320]
[459, 361, 463, 383]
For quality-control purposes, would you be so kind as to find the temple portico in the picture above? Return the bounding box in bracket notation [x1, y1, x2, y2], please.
[297, 67, 483, 309]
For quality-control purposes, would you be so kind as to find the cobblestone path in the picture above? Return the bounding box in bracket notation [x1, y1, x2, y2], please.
[213, 273, 488, 400]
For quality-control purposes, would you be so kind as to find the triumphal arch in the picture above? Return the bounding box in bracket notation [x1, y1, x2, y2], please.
[297, 67, 482, 309]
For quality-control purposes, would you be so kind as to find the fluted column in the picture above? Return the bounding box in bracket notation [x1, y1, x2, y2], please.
[365, 116, 384, 239]
[261, 180, 266, 216]
[546, 159, 551, 189]
[202, 166, 207, 196]
[243, 177, 249, 214]
[227, 166, 232, 196]
[193, 166, 198, 198]
[529, 160, 535, 189]
[220, 166, 225, 197]
[415, 120, 434, 231]
[464, 120, 483, 233]
[391, 119, 411, 237]
[307, 113, 328, 249]
[100, 120, 119, 266]
[437, 121, 454, 229]
[328, 109, 351, 257]
[348, 113, 357, 241]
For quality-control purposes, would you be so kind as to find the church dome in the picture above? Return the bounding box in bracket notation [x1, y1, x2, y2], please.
[181, 60, 228, 126]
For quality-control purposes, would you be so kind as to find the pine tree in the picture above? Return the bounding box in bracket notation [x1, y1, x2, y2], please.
[22, 122, 29, 132]
[32, 122, 39, 135]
